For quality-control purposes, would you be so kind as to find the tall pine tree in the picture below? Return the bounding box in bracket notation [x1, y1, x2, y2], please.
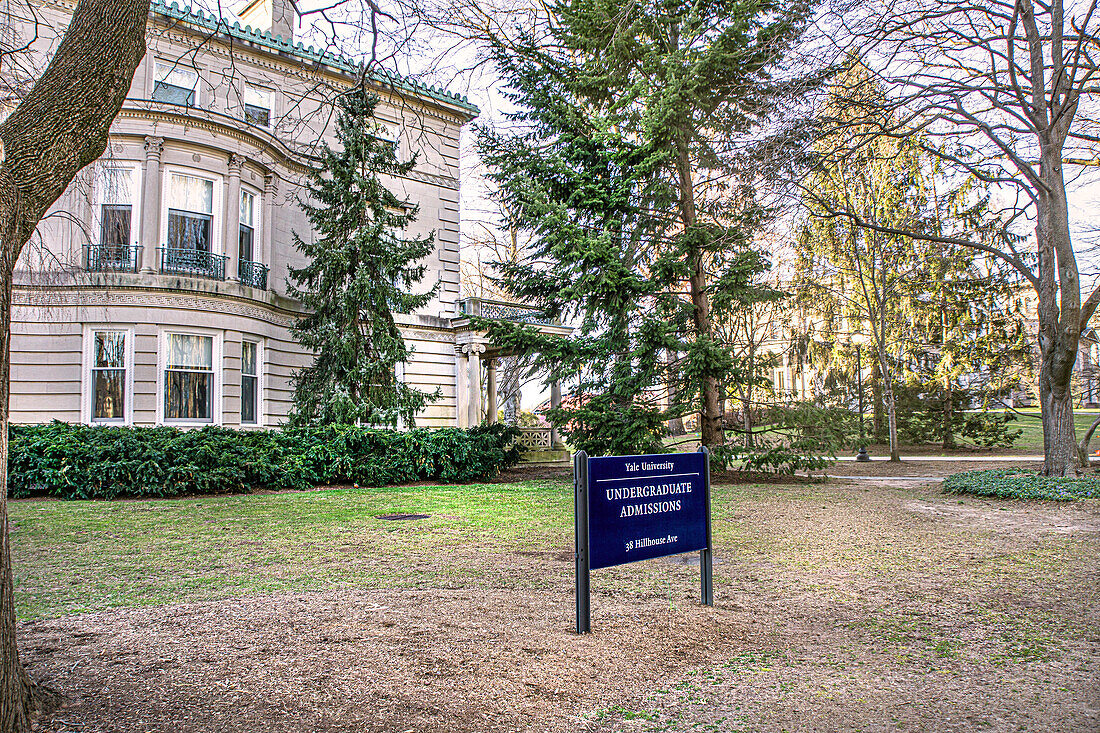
[288, 88, 439, 427]
[475, 0, 812, 454]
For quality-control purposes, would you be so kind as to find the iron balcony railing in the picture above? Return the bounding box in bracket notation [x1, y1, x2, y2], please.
[458, 297, 556, 326]
[83, 244, 141, 273]
[238, 259, 269, 290]
[159, 247, 227, 281]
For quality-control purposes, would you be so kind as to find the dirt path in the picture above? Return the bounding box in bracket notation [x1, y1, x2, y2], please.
[17, 478, 1100, 732]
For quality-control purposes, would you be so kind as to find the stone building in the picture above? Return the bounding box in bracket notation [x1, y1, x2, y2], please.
[6, 0, 566, 430]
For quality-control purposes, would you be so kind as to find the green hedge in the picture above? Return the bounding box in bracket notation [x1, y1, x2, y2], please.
[943, 469, 1100, 501]
[8, 422, 521, 500]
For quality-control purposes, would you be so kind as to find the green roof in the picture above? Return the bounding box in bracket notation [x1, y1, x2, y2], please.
[151, 1, 479, 117]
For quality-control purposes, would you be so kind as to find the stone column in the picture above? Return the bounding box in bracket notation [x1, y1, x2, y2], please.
[551, 379, 563, 448]
[485, 357, 497, 424]
[454, 346, 469, 428]
[467, 343, 484, 427]
[262, 171, 279, 276]
[140, 136, 164, 274]
[224, 154, 243, 282]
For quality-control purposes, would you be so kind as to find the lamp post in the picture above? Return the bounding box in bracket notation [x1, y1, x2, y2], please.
[852, 333, 871, 461]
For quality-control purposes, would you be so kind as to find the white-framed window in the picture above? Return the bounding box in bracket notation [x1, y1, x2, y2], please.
[82, 326, 134, 425]
[93, 165, 141, 247]
[165, 171, 217, 252]
[159, 329, 222, 425]
[239, 188, 257, 262]
[89, 165, 142, 272]
[152, 61, 199, 106]
[373, 121, 399, 146]
[243, 85, 273, 127]
[240, 338, 263, 425]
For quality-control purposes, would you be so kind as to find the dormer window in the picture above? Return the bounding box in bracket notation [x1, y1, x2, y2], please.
[244, 86, 272, 127]
[153, 62, 199, 106]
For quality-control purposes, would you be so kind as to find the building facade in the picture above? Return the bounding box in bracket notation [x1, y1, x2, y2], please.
[6, 0, 562, 430]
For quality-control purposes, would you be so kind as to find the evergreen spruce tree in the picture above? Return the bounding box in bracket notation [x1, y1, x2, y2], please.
[474, 0, 812, 455]
[288, 88, 439, 427]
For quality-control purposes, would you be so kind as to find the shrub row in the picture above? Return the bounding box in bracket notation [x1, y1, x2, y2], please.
[8, 422, 521, 500]
[943, 469, 1100, 502]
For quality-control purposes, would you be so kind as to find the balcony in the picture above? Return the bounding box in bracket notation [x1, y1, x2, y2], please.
[159, 247, 227, 281]
[83, 244, 141, 273]
[238, 260, 269, 290]
[458, 297, 556, 326]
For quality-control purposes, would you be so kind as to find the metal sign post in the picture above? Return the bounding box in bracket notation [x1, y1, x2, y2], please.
[699, 446, 713, 606]
[574, 450, 591, 634]
[573, 447, 713, 633]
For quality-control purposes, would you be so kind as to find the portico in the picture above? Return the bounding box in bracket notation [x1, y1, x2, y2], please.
[453, 298, 572, 451]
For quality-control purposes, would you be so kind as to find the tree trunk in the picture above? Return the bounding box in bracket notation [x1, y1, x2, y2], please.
[741, 388, 753, 449]
[1039, 348, 1081, 476]
[0, 274, 32, 732]
[1076, 414, 1100, 468]
[877, 346, 900, 462]
[502, 393, 518, 426]
[0, 2, 150, 730]
[871, 360, 884, 442]
[1035, 128, 1081, 477]
[673, 139, 722, 449]
[886, 387, 900, 461]
[942, 386, 956, 450]
[666, 351, 684, 435]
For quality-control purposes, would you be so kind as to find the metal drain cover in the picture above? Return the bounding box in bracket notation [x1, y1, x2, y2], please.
[376, 513, 430, 521]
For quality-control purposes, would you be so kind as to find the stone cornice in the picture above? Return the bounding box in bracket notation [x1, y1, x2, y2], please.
[147, 20, 473, 126]
[114, 105, 460, 191]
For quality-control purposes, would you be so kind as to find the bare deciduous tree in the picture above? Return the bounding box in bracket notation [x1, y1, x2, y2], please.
[0, 4, 151, 728]
[789, 0, 1100, 475]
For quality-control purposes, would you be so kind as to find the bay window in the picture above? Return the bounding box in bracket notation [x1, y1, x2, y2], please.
[98, 168, 134, 247]
[163, 172, 225, 279]
[238, 189, 267, 288]
[164, 333, 215, 422]
[239, 190, 255, 262]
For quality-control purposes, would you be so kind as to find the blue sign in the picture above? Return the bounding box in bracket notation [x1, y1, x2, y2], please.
[586, 452, 708, 570]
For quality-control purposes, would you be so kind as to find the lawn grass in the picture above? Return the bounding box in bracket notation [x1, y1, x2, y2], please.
[8, 479, 842, 621]
[1010, 409, 1100, 451]
[8, 476, 1093, 624]
[665, 410, 1100, 453]
[9, 481, 575, 620]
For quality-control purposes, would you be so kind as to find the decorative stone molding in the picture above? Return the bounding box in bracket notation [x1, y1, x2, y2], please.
[148, 24, 470, 126]
[228, 152, 244, 172]
[13, 288, 298, 329]
[143, 135, 164, 157]
[13, 287, 463, 342]
[515, 428, 553, 451]
[404, 329, 455, 343]
[264, 171, 280, 195]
